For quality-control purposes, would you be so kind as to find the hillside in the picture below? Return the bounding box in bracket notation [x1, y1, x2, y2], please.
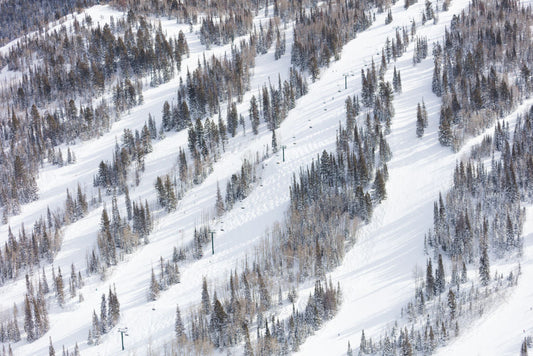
[0, 0, 532, 355]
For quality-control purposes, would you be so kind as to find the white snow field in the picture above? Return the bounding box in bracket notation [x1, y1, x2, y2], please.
[1, 0, 532, 355]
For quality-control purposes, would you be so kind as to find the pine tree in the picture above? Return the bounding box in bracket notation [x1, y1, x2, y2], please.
[201, 277, 210, 315]
[91, 310, 100, 345]
[210, 295, 227, 347]
[479, 241, 490, 286]
[100, 294, 107, 334]
[521, 338, 528, 356]
[360, 329, 367, 354]
[215, 182, 225, 217]
[250, 96, 260, 135]
[426, 258, 435, 297]
[227, 102, 239, 137]
[162, 101, 172, 131]
[55, 267, 65, 307]
[416, 103, 425, 138]
[108, 287, 120, 328]
[461, 261, 467, 283]
[24, 295, 35, 342]
[175, 305, 185, 340]
[345, 96, 356, 133]
[148, 268, 160, 301]
[439, 106, 453, 147]
[447, 289, 456, 319]
[272, 130, 278, 153]
[48, 337, 55, 356]
[422, 101, 428, 127]
[257, 271, 271, 310]
[372, 170, 387, 203]
[393, 67, 402, 93]
[124, 186, 132, 221]
[435, 254, 445, 294]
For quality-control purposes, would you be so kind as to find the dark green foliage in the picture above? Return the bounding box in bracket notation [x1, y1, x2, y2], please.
[433, 0, 533, 149]
[291, 0, 372, 74]
[200, 13, 253, 48]
[88, 286, 120, 345]
[0, 0, 100, 46]
[224, 159, 256, 210]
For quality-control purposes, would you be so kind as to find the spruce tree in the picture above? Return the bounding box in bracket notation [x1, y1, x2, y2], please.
[479, 242, 490, 286]
[416, 103, 425, 138]
[175, 305, 185, 340]
[24, 295, 34, 342]
[272, 130, 278, 153]
[55, 268, 65, 307]
[447, 289, 456, 319]
[360, 329, 367, 354]
[48, 337, 55, 356]
[372, 170, 387, 203]
[215, 182, 225, 217]
[250, 96, 260, 135]
[426, 258, 435, 297]
[201, 277, 210, 315]
[438, 107, 453, 147]
[521, 338, 528, 356]
[100, 294, 107, 334]
[435, 254, 445, 294]
[148, 268, 160, 301]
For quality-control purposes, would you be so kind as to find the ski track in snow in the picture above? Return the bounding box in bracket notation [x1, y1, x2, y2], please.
[2, 1, 533, 355]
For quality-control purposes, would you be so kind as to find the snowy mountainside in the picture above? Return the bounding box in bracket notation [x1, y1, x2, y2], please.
[0, 0, 532, 355]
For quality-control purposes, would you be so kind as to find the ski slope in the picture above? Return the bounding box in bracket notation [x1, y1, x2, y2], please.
[1, 0, 532, 355]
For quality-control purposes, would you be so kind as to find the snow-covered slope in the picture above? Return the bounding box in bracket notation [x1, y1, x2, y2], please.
[2, 0, 533, 355]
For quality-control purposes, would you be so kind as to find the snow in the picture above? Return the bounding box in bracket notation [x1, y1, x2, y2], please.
[2, 0, 533, 355]
[436, 207, 533, 356]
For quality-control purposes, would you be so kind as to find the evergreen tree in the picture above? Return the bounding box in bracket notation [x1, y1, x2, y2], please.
[439, 107, 453, 147]
[55, 267, 65, 307]
[148, 268, 160, 301]
[100, 294, 107, 334]
[250, 96, 260, 135]
[24, 295, 35, 342]
[201, 277, 210, 315]
[210, 295, 227, 347]
[432, 61, 442, 96]
[162, 101, 172, 131]
[372, 170, 387, 203]
[215, 182, 225, 217]
[521, 338, 528, 356]
[360, 329, 367, 354]
[227, 102, 239, 137]
[422, 101, 428, 127]
[49, 337, 55, 356]
[175, 305, 185, 340]
[416, 103, 425, 138]
[435, 254, 445, 294]
[479, 229, 490, 286]
[108, 287, 120, 328]
[447, 289, 456, 319]
[272, 130, 278, 153]
[426, 258, 435, 297]
[461, 261, 468, 283]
